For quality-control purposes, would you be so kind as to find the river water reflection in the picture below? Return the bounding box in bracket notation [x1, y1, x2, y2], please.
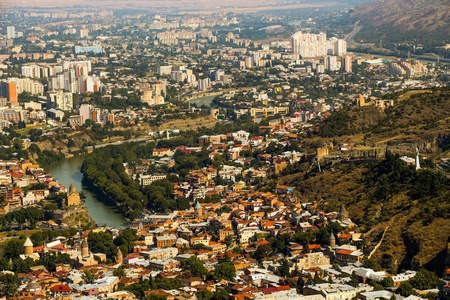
[45, 155, 127, 228]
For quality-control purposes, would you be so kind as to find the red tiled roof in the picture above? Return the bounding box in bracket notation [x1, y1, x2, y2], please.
[50, 284, 72, 292]
[308, 244, 322, 250]
[337, 249, 353, 255]
[260, 287, 277, 292]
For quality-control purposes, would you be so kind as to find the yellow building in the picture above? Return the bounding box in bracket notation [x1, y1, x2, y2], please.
[317, 147, 329, 157]
[356, 94, 370, 107]
[274, 159, 288, 175]
[232, 181, 246, 192]
[20, 237, 40, 260]
[24, 237, 33, 255]
[65, 183, 81, 207]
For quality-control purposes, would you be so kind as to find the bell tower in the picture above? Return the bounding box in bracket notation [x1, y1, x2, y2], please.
[81, 238, 89, 257]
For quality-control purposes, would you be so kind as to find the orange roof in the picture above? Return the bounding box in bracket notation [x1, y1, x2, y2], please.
[339, 233, 352, 239]
[50, 284, 72, 292]
[254, 240, 270, 246]
[232, 295, 245, 300]
[337, 249, 353, 255]
[308, 244, 322, 250]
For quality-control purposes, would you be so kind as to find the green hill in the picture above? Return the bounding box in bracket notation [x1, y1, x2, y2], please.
[314, 87, 450, 155]
[281, 152, 449, 273]
[281, 87, 450, 273]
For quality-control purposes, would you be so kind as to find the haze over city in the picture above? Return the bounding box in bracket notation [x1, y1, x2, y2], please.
[0, 0, 448, 299]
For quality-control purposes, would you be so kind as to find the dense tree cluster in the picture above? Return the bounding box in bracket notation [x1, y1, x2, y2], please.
[125, 277, 180, 300]
[0, 247, 73, 274]
[0, 207, 44, 229]
[81, 118, 260, 219]
[87, 229, 137, 262]
[28, 144, 65, 166]
[368, 151, 449, 202]
[29, 228, 77, 246]
[0, 273, 22, 297]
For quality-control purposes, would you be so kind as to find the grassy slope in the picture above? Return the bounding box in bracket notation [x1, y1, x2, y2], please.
[281, 87, 450, 273]
[281, 160, 449, 273]
[351, 0, 450, 40]
[315, 87, 450, 154]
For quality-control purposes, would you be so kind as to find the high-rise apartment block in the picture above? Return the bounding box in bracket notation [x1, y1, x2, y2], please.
[43, 61, 100, 93]
[77, 28, 89, 38]
[0, 82, 17, 103]
[387, 60, 427, 76]
[342, 56, 352, 73]
[198, 78, 210, 91]
[47, 90, 73, 111]
[291, 31, 347, 58]
[1, 78, 44, 97]
[327, 56, 339, 71]
[7, 26, 15, 39]
[21, 64, 58, 79]
[333, 39, 347, 56]
[75, 45, 102, 54]
[79, 104, 114, 124]
[157, 65, 173, 76]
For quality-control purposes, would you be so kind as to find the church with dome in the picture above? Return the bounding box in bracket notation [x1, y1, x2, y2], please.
[74, 238, 98, 268]
[64, 183, 81, 207]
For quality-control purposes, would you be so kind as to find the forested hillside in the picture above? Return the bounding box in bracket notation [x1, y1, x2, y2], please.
[281, 87, 450, 273]
[281, 152, 449, 273]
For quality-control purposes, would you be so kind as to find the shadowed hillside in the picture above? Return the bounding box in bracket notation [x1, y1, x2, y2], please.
[350, 0, 450, 46]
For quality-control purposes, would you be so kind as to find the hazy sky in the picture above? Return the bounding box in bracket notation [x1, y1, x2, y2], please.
[0, 0, 349, 12]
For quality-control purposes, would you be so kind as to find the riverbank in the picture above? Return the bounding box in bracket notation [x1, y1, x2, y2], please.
[45, 155, 128, 228]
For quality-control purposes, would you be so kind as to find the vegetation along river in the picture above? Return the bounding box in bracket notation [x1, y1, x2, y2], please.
[45, 155, 127, 228]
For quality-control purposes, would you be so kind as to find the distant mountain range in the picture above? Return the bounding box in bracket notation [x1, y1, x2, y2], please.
[351, 0, 450, 39]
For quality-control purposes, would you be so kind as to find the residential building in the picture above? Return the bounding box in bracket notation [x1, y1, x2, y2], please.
[148, 258, 180, 272]
[47, 90, 73, 111]
[7, 26, 15, 39]
[155, 235, 177, 248]
[303, 283, 363, 300]
[0, 81, 18, 103]
[139, 174, 167, 186]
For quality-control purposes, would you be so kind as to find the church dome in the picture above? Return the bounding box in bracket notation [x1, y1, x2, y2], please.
[25, 281, 41, 291]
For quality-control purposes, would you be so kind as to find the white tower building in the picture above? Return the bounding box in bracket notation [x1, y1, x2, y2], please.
[415, 148, 420, 170]
[7, 27, 15, 39]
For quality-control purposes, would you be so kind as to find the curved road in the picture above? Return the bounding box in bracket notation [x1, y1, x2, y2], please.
[345, 22, 449, 63]
[345, 23, 364, 47]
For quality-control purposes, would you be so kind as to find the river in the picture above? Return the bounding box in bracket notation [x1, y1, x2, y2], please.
[45, 155, 128, 228]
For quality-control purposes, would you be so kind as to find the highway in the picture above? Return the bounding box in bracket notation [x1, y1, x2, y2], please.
[345, 22, 450, 63]
[345, 22, 364, 47]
